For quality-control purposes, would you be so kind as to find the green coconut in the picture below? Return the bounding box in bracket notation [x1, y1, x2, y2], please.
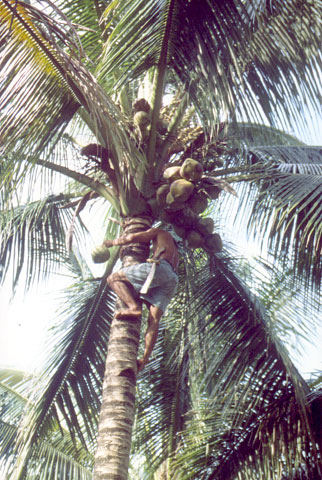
[180, 158, 204, 182]
[204, 184, 221, 200]
[147, 197, 159, 217]
[133, 110, 151, 127]
[173, 225, 188, 239]
[92, 245, 111, 263]
[165, 192, 185, 211]
[160, 210, 176, 224]
[204, 233, 223, 253]
[134, 110, 151, 142]
[163, 166, 182, 182]
[157, 118, 168, 135]
[188, 191, 208, 214]
[186, 230, 204, 249]
[156, 184, 170, 207]
[170, 179, 194, 202]
[172, 207, 198, 228]
[196, 217, 215, 236]
[132, 98, 151, 113]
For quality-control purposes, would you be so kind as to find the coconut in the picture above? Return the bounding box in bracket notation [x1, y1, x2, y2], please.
[166, 192, 185, 211]
[186, 230, 204, 249]
[173, 225, 188, 239]
[160, 210, 176, 224]
[188, 191, 208, 214]
[204, 233, 223, 253]
[134, 110, 151, 142]
[170, 179, 194, 202]
[156, 184, 170, 207]
[204, 184, 221, 200]
[200, 177, 223, 200]
[172, 207, 197, 228]
[147, 197, 159, 217]
[133, 98, 151, 113]
[163, 166, 181, 182]
[133, 110, 151, 127]
[92, 245, 111, 263]
[157, 118, 168, 135]
[180, 158, 203, 182]
[196, 217, 215, 236]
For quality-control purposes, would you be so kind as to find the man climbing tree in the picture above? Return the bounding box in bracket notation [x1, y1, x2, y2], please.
[103, 228, 179, 371]
[3, 1, 322, 480]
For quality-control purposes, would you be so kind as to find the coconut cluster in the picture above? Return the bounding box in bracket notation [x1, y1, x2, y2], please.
[155, 158, 223, 252]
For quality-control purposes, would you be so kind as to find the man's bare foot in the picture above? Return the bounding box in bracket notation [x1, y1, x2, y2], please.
[115, 308, 142, 319]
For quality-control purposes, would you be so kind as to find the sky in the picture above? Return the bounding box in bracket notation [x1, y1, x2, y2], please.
[1, 108, 322, 377]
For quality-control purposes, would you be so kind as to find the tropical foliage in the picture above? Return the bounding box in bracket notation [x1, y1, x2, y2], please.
[1, 0, 322, 479]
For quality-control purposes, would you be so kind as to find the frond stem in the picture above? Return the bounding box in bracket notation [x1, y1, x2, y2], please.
[27, 157, 119, 209]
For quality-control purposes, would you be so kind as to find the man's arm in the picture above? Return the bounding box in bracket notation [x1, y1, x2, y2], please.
[103, 228, 161, 248]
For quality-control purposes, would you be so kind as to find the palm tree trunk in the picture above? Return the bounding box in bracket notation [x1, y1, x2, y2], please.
[93, 217, 152, 480]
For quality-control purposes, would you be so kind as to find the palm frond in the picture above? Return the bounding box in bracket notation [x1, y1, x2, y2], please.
[0, 193, 85, 292]
[244, 145, 322, 290]
[170, 250, 320, 479]
[128, 244, 321, 479]
[0, 0, 143, 187]
[0, 369, 93, 479]
[12, 273, 117, 478]
[99, 0, 322, 135]
[56, 0, 106, 64]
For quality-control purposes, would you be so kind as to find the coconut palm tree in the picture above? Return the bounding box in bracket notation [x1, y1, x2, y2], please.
[1, 0, 322, 479]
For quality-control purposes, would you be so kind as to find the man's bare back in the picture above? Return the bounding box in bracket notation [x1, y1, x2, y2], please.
[150, 230, 179, 271]
[104, 227, 179, 271]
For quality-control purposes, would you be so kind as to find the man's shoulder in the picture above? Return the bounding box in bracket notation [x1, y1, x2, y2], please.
[147, 227, 166, 236]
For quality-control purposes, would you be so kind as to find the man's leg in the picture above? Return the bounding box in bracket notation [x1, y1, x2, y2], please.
[107, 271, 142, 318]
[137, 305, 163, 371]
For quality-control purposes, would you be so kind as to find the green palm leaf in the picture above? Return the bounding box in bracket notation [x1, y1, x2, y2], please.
[244, 145, 322, 289]
[24, 279, 114, 442]
[99, 0, 322, 134]
[0, 369, 93, 479]
[0, 0, 142, 181]
[0, 193, 82, 292]
[171, 251, 317, 479]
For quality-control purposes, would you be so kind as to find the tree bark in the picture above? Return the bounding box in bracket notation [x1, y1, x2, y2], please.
[93, 217, 152, 480]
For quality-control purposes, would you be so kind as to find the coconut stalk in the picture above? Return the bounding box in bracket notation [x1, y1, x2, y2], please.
[93, 217, 152, 480]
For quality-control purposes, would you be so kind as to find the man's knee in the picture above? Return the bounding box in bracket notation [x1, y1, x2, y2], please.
[149, 305, 163, 323]
[107, 271, 129, 288]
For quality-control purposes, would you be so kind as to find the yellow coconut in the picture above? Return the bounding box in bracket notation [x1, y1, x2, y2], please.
[204, 233, 223, 253]
[91, 245, 111, 263]
[163, 166, 182, 182]
[156, 184, 170, 207]
[188, 191, 208, 214]
[196, 217, 215, 236]
[170, 179, 194, 202]
[186, 230, 204, 249]
[180, 158, 203, 182]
